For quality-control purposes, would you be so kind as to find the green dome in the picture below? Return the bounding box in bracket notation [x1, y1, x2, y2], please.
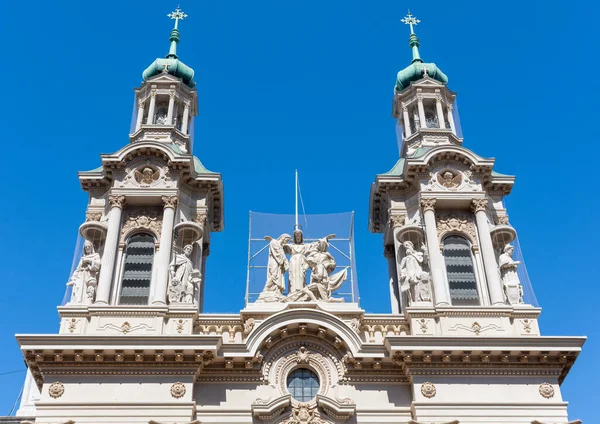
[142, 28, 195, 88]
[395, 33, 448, 92]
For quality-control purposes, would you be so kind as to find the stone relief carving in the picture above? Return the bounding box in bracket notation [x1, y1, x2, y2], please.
[420, 382, 436, 398]
[538, 382, 555, 399]
[48, 382, 65, 399]
[437, 170, 462, 189]
[399, 241, 432, 304]
[134, 167, 160, 186]
[436, 212, 478, 249]
[243, 318, 255, 336]
[281, 404, 327, 424]
[120, 209, 162, 242]
[257, 231, 346, 303]
[170, 382, 186, 399]
[66, 241, 101, 305]
[168, 245, 201, 304]
[498, 244, 524, 305]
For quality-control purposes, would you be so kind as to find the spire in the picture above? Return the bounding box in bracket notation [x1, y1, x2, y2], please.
[142, 6, 195, 87]
[166, 6, 188, 59]
[401, 11, 422, 64]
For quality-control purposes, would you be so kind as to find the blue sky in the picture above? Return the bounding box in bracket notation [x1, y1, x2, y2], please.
[0, 0, 597, 421]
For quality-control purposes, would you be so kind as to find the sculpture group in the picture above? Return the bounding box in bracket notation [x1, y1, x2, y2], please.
[257, 229, 347, 303]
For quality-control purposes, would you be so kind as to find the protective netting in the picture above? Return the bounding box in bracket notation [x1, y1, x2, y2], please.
[246, 212, 359, 305]
[61, 234, 85, 306]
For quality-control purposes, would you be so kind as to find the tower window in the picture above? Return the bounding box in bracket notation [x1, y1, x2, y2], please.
[424, 106, 439, 128]
[443, 235, 480, 306]
[286, 368, 319, 402]
[119, 233, 155, 305]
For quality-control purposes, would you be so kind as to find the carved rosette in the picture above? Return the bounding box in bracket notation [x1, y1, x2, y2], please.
[471, 198, 488, 213]
[420, 382, 436, 398]
[48, 381, 65, 399]
[420, 198, 436, 212]
[162, 195, 178, 209]
[170, 382, 186, 399]
[108, 195, 126, 209]
[538, 382, 555, 399]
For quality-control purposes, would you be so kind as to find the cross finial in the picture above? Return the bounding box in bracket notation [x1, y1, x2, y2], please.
[168, 6, 188, 30]
[401, 10, 420, 35]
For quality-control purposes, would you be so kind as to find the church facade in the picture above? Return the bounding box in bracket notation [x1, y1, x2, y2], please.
[14, 10, 584, 424]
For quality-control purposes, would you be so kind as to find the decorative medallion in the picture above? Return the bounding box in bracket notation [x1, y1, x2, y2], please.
[539, 382, 555, 399]
[67, 318, 78, 333]
[295, 347, 310, 364]
[437, 170, 462, 190]
[420, 382, 436, 398]
[48, 382, 65, 399]
[121, 322, 132, 334]
[120, 209, 162, 241]
[134, 167, 160, 186]
[170, 382, 186, 399]
[436, 212, 477, 247]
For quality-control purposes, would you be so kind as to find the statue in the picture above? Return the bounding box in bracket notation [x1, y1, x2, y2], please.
[257, 234, 291, 302]
[498, 244, 523, 305]
[399, 241, 432, 304]
[437, 171, 462, 189]
[168, 244, 200, 304]
[287, 236, 346, 302]
[284, 229, 321, 293]
[66, 241, 101, 305]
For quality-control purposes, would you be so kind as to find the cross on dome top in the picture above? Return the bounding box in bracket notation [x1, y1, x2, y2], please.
[401, 10, 420, 34]
[168, 6, 188, 29]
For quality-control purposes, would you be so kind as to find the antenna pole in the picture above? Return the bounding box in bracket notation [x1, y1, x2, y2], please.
[295, 170, 299, 228]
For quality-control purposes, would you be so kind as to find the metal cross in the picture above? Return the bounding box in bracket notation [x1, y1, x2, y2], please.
[168, 6, 188, 29]
[401, 10, 420, 34]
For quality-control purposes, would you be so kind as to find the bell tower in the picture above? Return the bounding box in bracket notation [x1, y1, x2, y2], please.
[370, 12, 526, 317]
[69, 6, 223, 315]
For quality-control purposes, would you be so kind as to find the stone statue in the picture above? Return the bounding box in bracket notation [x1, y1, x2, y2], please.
[257, 234, 291, 302]
[399, 241, 432, 304]
[168, 244, 200, 304]
[498, 244, 523, 305]
[283, 230, 321, 294]
[67, 241, 101, 305]
[437, 171, 461, 189]
[287, 236, 346, 302]
[134, 167, 159, 185]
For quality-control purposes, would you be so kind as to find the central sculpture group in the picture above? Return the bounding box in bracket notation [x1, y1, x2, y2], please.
[257, 229, 347, 303]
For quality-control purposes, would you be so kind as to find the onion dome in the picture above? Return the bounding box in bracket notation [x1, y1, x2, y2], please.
[142, 7, 195, 88]
[395, 12, 448, 92]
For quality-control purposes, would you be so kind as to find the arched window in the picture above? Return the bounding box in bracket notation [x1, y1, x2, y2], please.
[119, 233, 155, 305]
[443, 235, 480, 306]
[286, 368, 319, 402]
[424, 106, 439, 128]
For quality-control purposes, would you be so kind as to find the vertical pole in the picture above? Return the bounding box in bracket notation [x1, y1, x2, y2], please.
[295, 170, 299, 228]
[245, 211, 252, 306]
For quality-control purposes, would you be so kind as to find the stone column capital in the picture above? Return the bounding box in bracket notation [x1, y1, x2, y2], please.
[150, 89, 157, 98]
[420, 198, 436, 212]
[138, 99, 144, 108]
[471, 198, 489, 213]
[162, 195, 178, 209]
[184, 100, 191, 109]
[108, 195, 126, 209]
[169, 89, 176, 99]
[389, 213, 406, 229]
[194, 212, 208, 225]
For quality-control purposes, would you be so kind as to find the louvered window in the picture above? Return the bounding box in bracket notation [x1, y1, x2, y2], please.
[443, 235, 480, 306]
[119, 233, 155, 305]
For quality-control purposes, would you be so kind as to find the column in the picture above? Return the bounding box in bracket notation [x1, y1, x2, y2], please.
[402, 105, 412, 138]
[147, 89, 157, 125]
[447, 105, 456, 135]
[135, 99, 145, 131]
[435, 94, 446, 129]
[472, 199, 505, 305]
[421, 199, 450, 306]
[95, 195, 125, 304]
[166, 89, 176, 126]
[417, 94, 426, 130]
[181, 100, 191, 134]
[151, 195, 178, 305]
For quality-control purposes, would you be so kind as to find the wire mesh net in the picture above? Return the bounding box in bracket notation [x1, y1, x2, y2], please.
[246, 212, 359, 305]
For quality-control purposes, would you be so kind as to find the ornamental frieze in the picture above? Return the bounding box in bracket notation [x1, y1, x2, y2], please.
[120, 208, 162, 242]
